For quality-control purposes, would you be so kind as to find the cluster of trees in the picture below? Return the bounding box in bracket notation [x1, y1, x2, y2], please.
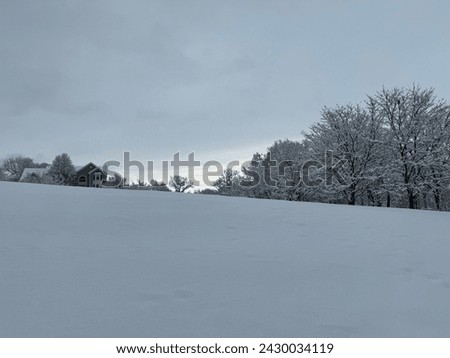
[125, 176, 194, 192]
[0, 153, 79, 185]
[206, 86, 450, 211]
[0, 156, 48, 182]
[125, 179, 170, 192]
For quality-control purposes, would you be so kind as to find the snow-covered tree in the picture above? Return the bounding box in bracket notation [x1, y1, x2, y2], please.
[1, 156, 46, 181]
[216, 85, 450, 211]
[213, 168, 243, 196]
[416, 101, 450, 210]
[267, 139, 310, 201]
[370, 85, 450, 209]
[149, 179, 170, 192]
[169, 175, 194, 192]
[101, 172, 124, 188]
[241, 152, 277, 199]
[304, 103, 384, 205]
[47, 153, 76, 185]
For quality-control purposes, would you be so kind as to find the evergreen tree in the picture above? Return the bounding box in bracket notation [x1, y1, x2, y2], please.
[47, 153, 76, 185]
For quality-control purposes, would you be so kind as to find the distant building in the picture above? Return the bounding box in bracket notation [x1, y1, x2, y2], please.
[19, 168, 50, 183]
[74, 163, 107, 188]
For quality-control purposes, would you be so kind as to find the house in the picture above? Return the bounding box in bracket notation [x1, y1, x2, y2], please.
[19, 162, 107, 188]
[19, 167, 50, 183]
[74, 162, 107, 188]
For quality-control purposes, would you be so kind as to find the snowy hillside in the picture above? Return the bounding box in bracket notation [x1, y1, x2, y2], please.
[0, 182, 449, 337]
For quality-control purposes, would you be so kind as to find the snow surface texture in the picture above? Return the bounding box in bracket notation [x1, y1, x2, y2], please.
[0, 182, 449, 338]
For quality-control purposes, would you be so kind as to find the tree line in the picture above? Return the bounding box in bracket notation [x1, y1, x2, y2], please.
[205, 85, 450, 211]
[0, 152, 191, 192]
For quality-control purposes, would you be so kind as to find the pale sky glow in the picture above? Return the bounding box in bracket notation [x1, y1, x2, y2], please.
[1, 0, 450, 173]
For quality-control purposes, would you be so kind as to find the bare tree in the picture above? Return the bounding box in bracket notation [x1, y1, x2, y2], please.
[1, 156, 45, 181]
[149, 179, 170, 192]
[169, 175, 194, 192]
[304, 103, 383, 205]
[370, 85, 450, 209]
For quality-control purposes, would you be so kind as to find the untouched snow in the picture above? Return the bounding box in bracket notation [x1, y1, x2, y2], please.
[0, 182, 449, 338]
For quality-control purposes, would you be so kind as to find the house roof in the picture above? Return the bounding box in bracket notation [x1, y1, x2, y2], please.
[75, 162, 105, 174]
[19, 168, 49, 182]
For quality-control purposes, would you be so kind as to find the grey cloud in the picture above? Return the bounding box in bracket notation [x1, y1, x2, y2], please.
[1, 0, 450, 167]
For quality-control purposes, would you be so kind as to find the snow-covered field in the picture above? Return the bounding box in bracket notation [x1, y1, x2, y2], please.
[0, 182, 449, 337]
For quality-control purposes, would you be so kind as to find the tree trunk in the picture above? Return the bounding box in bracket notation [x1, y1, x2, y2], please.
[408, 190, 416, 209]
[434, 191, 441, 211]
[348, 190, 356, 205]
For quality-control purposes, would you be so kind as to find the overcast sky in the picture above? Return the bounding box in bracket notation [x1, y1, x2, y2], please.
[1, 0, 450, 174]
